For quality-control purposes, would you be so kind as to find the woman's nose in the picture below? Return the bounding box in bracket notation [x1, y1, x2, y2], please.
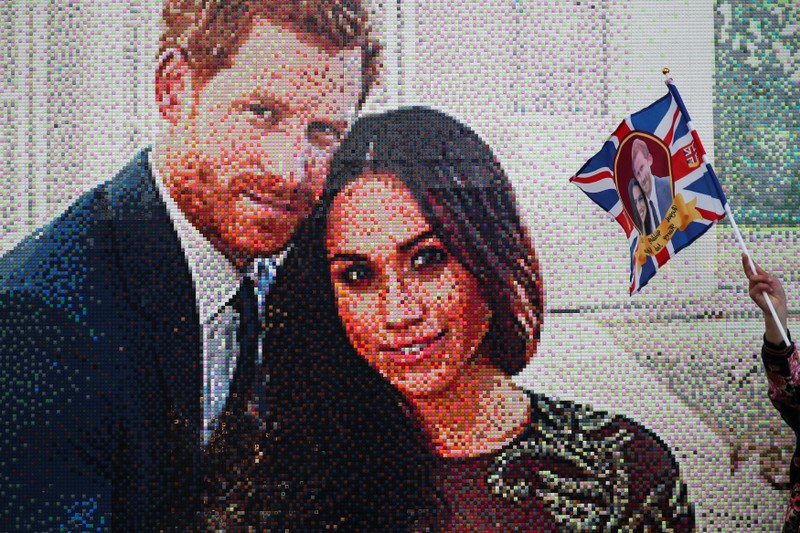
[383, 276, 424, 328]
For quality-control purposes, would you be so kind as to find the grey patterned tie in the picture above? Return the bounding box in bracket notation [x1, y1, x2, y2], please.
[203, 258, 280, 443]
[253, 256, 280, 366]
[204, 300, 241, 443]
[203, 276, 257, 443]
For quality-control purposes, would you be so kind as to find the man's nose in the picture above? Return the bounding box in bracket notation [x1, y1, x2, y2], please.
[275, 121, 313, 186]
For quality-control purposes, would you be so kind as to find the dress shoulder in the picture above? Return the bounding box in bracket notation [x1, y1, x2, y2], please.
[485, 393, 694, 531]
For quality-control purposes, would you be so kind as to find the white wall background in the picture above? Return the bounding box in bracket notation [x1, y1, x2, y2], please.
[0, 0, 161, 249]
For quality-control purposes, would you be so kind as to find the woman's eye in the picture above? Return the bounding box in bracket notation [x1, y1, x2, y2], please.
[340, 264, 373, 286]
[411, 246, 447, 271]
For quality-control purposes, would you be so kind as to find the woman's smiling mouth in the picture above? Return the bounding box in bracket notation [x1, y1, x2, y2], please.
[385, 330, 447, 365]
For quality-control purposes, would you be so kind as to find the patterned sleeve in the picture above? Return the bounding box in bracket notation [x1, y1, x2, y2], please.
[760, 337, 800, 533]
[762, 338, 800, 429]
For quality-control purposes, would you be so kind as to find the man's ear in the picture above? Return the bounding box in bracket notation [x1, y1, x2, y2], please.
[156, 49, 194, 125]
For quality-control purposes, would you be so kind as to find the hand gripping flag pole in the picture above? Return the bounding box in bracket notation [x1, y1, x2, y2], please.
[728, 208, 791, 345]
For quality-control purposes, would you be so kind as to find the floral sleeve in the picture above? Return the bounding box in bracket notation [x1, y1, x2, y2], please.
[762, 338, 800, 422]
[761, 338, 800, 533]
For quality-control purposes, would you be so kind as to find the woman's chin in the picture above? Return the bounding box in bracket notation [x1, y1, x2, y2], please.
[392, 362, 455, 401]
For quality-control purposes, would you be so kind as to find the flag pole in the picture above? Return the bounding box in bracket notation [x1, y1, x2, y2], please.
[662, 69, 790, 346]
[725, 204, 791, 346]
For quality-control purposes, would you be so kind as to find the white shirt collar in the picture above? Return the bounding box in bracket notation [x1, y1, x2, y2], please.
[248, 247, 291, 280]
[151, 149, 240, 324]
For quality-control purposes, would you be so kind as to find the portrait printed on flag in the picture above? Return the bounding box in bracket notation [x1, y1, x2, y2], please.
[615, 133, 674, 236]
[571, 84, 728, 295]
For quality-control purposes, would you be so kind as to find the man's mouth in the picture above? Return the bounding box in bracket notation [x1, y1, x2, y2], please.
[242, 190, 297, 214]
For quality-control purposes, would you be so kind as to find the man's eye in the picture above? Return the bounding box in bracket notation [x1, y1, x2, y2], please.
[340, 264, 372, 286]
[307, 122, 342, 150]
[411, 246, 447, 271]
[249, 104, 279, 123]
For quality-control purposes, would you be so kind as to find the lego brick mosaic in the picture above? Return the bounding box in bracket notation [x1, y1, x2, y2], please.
[0, 0, 797, 530]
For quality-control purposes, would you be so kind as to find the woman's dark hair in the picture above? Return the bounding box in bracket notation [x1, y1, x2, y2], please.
[628, 178, 653, 235]
[201, 213, 447, 531]
[316, 106, 543, 375]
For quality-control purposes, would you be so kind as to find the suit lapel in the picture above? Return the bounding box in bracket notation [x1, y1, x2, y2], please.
[107, 150, 202, 436]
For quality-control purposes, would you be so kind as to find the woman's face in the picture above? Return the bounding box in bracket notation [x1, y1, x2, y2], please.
[326, 172, 492, 399]
[632, 182, 647, 225]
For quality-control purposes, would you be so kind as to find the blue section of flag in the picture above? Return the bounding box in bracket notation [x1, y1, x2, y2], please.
[629, 93, 672, 131]
[591, 189, 622, 212]
[673, 119, 691, 145]
[577, 140, 617, 175]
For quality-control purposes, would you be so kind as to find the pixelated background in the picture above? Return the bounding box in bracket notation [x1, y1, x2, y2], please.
[1, 1, 797, 530]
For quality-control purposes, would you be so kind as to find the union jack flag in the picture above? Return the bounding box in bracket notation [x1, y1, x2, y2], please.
[570, 79, 728, 294]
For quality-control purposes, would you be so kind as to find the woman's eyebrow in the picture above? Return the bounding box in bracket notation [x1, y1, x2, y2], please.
[329, 252, 367, 263]
[398, 230, 437, 253]
[328, 230, 437, 262]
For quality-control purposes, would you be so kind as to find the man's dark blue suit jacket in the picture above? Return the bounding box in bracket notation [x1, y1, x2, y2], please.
[0, 151, 432, 531]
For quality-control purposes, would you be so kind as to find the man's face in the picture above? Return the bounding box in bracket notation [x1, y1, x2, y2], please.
[632, 150, 654, 197]
[164, 18, 362, 266]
